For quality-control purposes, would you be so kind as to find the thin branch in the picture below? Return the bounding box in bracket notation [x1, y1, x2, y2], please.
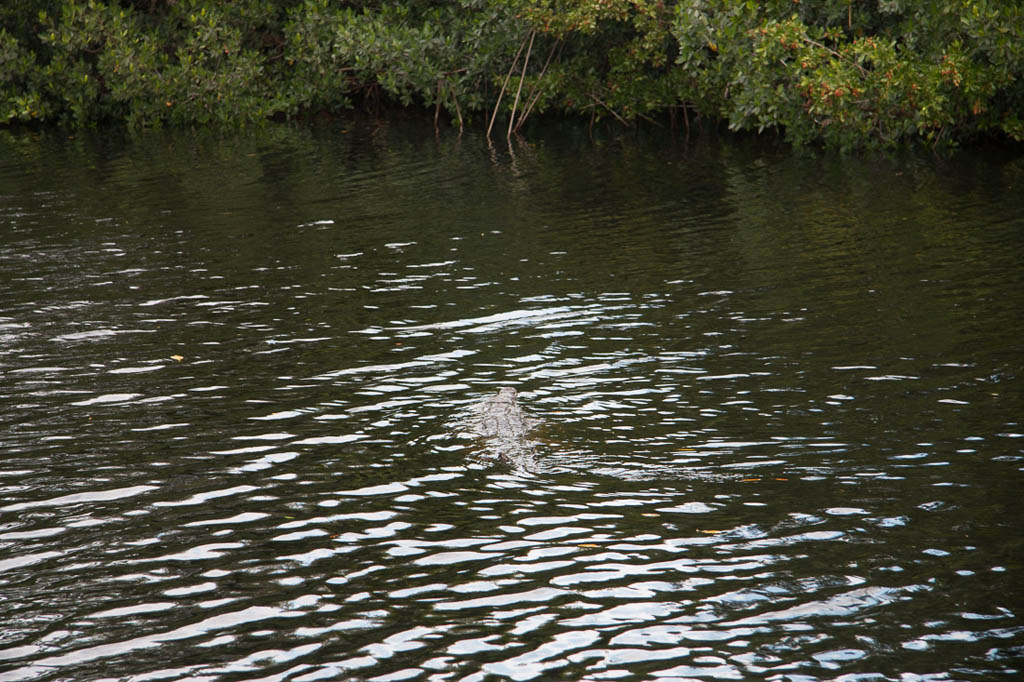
[449, 83, 464, 134]
[487, 33, 530, 140]
[636, 111, 660, 127]
[513, 38, 561, 134]
[590, 95, 629, 127]
[507, 30, 536, 140]
[801, 36, 869, 76]
[434, 80, 442, 134]
[517, 88, 546, 136]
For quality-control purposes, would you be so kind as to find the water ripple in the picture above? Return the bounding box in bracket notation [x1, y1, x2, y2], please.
[1, 126, 1021, 681]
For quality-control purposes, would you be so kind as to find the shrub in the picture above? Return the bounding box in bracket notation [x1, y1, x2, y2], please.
[1, 0, 1021, 148]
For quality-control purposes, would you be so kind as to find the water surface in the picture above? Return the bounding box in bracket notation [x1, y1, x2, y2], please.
[1, 123, 1022, 681]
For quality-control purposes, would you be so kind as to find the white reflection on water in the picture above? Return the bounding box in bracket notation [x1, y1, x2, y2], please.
[0, 485, 158, 512]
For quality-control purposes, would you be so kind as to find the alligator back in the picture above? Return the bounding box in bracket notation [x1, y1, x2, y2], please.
[472, 387, 538, 465]
[477, 387, 531, 439]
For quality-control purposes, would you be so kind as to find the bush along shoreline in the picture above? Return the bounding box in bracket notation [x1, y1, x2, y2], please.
[3, 0, 1022, 150]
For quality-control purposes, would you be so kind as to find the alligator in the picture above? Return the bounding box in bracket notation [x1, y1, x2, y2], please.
[471, 387, 538, 465]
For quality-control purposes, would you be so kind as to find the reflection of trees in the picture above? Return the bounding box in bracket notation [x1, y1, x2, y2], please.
[1, 124, 1019, 364]
[719, 144, 1024, 368]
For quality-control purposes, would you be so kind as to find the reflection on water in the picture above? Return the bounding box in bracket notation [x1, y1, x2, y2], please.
[1, 123, 1022, 681]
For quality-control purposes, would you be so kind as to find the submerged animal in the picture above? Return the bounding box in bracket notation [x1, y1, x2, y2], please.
[477, 387, 531, 438]
[472, 387, 538, 464]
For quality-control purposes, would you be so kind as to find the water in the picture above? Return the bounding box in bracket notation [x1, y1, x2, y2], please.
[1, 122, 1022, 681]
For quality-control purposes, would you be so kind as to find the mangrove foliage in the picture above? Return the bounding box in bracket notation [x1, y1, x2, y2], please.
[2, 0, 1022, 149]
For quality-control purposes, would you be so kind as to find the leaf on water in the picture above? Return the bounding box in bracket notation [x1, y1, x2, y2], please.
[170, 355, 184, 362]
[699, 529, 722, 534]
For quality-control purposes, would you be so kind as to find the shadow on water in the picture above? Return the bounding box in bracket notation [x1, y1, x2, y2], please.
[1, 121, 1022, 681]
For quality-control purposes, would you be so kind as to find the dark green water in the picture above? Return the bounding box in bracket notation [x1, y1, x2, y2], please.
[1, 122, 1022, 681]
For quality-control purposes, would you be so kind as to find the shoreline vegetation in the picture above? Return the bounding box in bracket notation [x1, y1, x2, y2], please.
[2, 1, 1022, 151]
